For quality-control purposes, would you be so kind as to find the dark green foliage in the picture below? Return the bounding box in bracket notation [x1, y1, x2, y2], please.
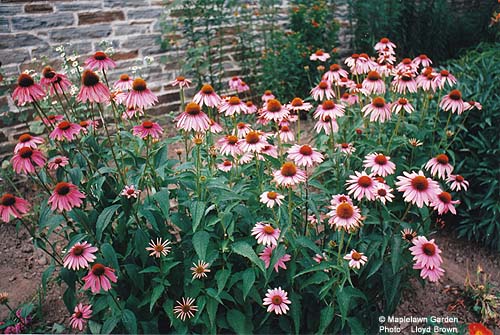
[350, 0, 495, 62]
[447, 43, 500, 250]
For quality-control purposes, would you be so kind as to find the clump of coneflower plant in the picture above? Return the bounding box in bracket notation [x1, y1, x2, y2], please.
[0, 37, 481, 333]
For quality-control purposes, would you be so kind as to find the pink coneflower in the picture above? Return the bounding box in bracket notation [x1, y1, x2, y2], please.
[322, 63, 349, 82]
[446, 174, 469, 191]
[63, 241, 98, 271]
[133, 120, 163, 139]
[409, 236, 442, 269]
[375, 183, 394, 205]
[173, 297, 198, 321]
[273, 162, 306, 187]
[416, 67, 438, 92]
[69, 303, 92, 331]
[413, 54, 432, 68]
[363, 153, 396, 177]
[261, 90, 275, 102]
[48, 156, 69, 170]
[314, 115, 338, 135]
[217, 160, 233, 172]
[79, 119, 99, 134]
[121, 185, 141, 199]
[414, 263, 445, 282]
[217, 135, 242, 157]
[238, 131, 269, 153]
[343, 250, 368, 269]
[435, 69, 457, 89]
[313, 100, 345, 119]
[278, 125, 294, 143]
[176, 102, 211, 132]
[244, 101, 257, 114]
[345, 171, 378, 201]
[374, 37, 396, 53]
[260, 191, 285, 208]
[396, 171, 441, 208]
[12, 73, 45, 106]
[113, 74, 134, 91]
[238, 152, 253, 165]
[251, 222, 280, 246]
[82, 263, 117, 293]
[84, 51, 116, 71]
[263, 287, 291, 315]
[327, 201, 362, 231]
[401, 228, 417, 243]
[287, 144, 324, 168]
[310, 49, 330, 62]
[145, 238, 171, 258]
[14, 133, 44, 153]
[286, 97, 313, 112]
[377, 53, 396, 66]
[122, 107, 142, 120]
[464, 100, 482, 111]
[260, 145, 278, 159]
[310, 80, 335, 101]
[125, 78, 158, 109]
[190, 260, 211, 279]
[208, 119, 223, 134]
[0, 194, 30, 223]
[425, 154, 453, 179]
[228, 76, 242, 90]
[338, 142, 356, 155]
[362, 71, 386, 94]
[362, 97, 392, 123]
[169, 75, 192, 88]
[218, 96, 248, 116]
[432, 191, 460, 215]
[41, 114, 64, 126]
[193, 84, 221, 108]
[345, 53, 374, 75]
[313, 253, 327, 264]
[237, 81, 250, 93]
[261, 99, 289, 122]
[439, 89, 465, 115]
[395, 58, 418, 75]
[391, 98, 414, 114]
[11, 147, 46, 174]
[348, 82, 369, 97]
[41, 67, 72, 96]
[48, 182, 85, 212]
[391, 73, 417, 94]
[330, 194, 353, 207]
[77, 70, 110, 104]
[50, 121, 82, 141]
[259, 246, 291, 272]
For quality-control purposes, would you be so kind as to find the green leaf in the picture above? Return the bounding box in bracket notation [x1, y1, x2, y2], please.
[336, 286, 367, 326]
[153, 188, 170, 219]
[190, 200, 206, 232]
[121, 309, 137, 334]
[88, 320, 102, 334]
[293, 262, 332, 278]
[241, 268, 255, 301]
[317, 305, 334, 334]
[216, 269, 231, 295]
[231, 241, 265, 273]
[391, 236, 401, 274]
[101, 243, 119, 271]
[192, 231, 210, 260]
[101, 316, 119, 334]
[347, 316, 365, 334]
[139, 266, 160, 274]
[290, 292, 302, 335]
[96, 204, 121, 241]
[227, 309, 252, 334]
[150, 285, 165, 312]
[295, 236, 322, 254]
[206, 297, 218, 330]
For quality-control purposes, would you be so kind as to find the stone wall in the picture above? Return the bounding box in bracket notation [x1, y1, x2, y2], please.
[0, 0, 352, 155]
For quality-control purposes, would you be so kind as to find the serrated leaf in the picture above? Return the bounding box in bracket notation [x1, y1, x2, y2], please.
[96, 204, 121, 241]
[290, 292, 302, 335]
[317, 305, 335, 335]
[232, 241, 265, 273]
[241, 268, 255, 300]
[295, 236, 322, 254]
[227, 309, 252, 334]
[192, 231, 210, 260]
[391, 236, 401, 274]
[101, 243, 119, 271]
[139, 266, 160, 274]
[88, 320, 102, 334]
[216, 269, 231, 294]
[190, 200, 206, 232]
[101, 316, 119, 334]
[153, 188, 170, 219]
